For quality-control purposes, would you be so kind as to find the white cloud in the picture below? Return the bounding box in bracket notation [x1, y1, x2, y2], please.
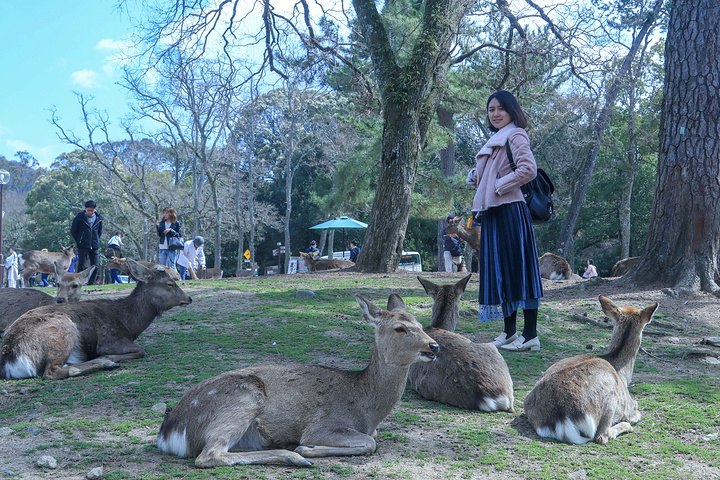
[71, 69, 100, 88]
[96, 38, 123, 51]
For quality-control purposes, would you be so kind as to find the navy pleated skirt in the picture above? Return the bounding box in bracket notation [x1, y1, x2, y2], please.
[477, 201, 543, 322]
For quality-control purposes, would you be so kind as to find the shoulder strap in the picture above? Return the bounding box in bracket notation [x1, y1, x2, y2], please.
[506, 141, 517, 171]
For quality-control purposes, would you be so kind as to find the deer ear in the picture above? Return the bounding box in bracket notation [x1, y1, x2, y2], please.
[355, 295, 383, 325]
[455, 274, 472, 294]
[387, 294, 406, 312]
[599, 295, 622, 321]
[127, 259, 152, 283]
[81, 266, 96, 282]
[640, 302, 659, 325]
[417, 276, 439, 297]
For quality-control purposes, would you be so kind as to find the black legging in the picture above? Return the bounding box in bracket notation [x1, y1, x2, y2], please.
[503, 308, 538, 340]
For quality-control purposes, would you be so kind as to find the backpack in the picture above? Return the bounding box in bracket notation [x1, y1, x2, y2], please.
[506, 141, 555, 223]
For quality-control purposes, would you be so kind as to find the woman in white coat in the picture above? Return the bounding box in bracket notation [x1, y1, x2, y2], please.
[5, 245, 19, 288]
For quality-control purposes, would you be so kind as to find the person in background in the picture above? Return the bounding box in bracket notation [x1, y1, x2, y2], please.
[467, 90, 543, 352]
[40, 248, 50, 286]
[70, 200, 103, 285]
[349, 240, 360, 263]
[305, 240, 319, 255]
[583, 259, 599, 278]
[107, 232, 125, 284]
[442, 215, 463, 273]
[176, 236, 206, 280]
[5, 245, 19, 288]
[154, 207, 182, 269]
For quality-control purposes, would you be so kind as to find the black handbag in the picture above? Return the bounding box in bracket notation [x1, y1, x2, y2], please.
[167, 236, 185, 250]
[506, 141, 555, 223]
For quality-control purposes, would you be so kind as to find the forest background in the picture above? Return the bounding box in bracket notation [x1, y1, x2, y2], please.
[0, 0, 669, 278]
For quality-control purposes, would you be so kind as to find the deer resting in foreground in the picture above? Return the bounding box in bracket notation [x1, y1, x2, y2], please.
[300, 252, 354, 271]
[0, 259, 192, 380]
[538, 252, 572, 280]
[408, 275, 515, 413]
[19, 244, 76, 286]
[157, 294, 439, 467]
[523, 295, 658, 444]
[0, 264, 95, 334]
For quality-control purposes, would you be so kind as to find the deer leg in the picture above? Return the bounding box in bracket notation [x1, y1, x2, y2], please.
[45, 356, 123, 379]
[296, 427, 376, 458]
[605, 422, 634, 442]
[196, 447, 312, 467]
[97, 340, 147, 358]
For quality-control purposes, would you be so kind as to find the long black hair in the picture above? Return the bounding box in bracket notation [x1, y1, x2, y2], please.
[487, 90, 528, 132]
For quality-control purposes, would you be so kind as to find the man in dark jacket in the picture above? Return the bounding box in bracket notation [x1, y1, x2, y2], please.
[442, 215, 463, 273]
[70, 200, 103, 285]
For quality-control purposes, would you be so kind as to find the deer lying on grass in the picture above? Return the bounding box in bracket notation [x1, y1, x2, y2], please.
[157, 294, 439, 467]
[300, 252, 354, 271]
[236, 263, 259, 277]
[0, 264, 95, 334]
[106, 257, 181, 281]
[408, 275, 515, 412]
[538, 252, 572, 280]
[192, 267, 223, 280]
[611, 256, 640, 277]
[444, 217, 480, 272]
[0, 259, 192, 380]
[523, 295, 658, 444]
[19, 244, 76, 286]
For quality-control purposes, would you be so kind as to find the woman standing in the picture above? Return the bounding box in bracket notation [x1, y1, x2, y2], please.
[154, 207, 182, 269]
[5, 245, 19, 288]
[467, 90, 544, 352]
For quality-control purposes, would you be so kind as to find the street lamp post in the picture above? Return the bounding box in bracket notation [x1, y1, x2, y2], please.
[0, 169, 10, 288]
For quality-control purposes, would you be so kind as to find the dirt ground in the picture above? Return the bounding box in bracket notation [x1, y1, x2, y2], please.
[1, 272, 719, 479]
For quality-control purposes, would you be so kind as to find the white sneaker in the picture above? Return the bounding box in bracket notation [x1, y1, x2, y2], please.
[491, 332, 518, 347]
[500, 336, 541, 352]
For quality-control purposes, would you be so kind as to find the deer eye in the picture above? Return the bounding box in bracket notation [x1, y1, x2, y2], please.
[394, 326, 407, 333]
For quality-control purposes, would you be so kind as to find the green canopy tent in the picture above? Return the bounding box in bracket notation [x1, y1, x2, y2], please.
[309, 216, 368, 259]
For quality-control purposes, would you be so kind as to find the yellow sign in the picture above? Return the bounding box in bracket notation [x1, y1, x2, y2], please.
[244, 249, 251, 260]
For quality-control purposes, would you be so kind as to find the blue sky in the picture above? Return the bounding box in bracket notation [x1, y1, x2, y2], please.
[0, 1, 136, 168]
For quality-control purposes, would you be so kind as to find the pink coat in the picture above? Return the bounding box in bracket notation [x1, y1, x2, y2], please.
[470, 128, 537, 213]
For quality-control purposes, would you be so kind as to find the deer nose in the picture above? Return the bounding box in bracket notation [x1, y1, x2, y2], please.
[56, 298, 65, 304]
[430, 343, 440, 354]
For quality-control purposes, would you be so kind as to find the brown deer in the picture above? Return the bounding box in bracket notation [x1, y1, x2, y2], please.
[106, 257, 181, 281]
[0, 260, 192, 380]
[157, 294, 439, 467]
[19, 244, 76, 286]
[408, 275, 515, 412]
[611, 256, 640, 277]
[0, 264, 95, 334]
[300, 252, 354, 271]
[193, 267, 223, 280]
[523, 295, 658, 444]
[444, 217, 480, 272]
[236, 263, 259, 277]
[538, 252, 572, 280]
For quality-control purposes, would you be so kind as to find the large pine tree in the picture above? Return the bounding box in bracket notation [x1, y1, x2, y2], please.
[625, 0, 720, 293]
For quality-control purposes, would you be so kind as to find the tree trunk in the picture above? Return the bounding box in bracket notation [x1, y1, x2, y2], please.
[619, 70, 637, 260]
[355, 111, 421, 272]
[554, 0, 664, 263]
[352, 0, 474, 273]
[624, 0, 720, 294]
[437, 104, 455, 272]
